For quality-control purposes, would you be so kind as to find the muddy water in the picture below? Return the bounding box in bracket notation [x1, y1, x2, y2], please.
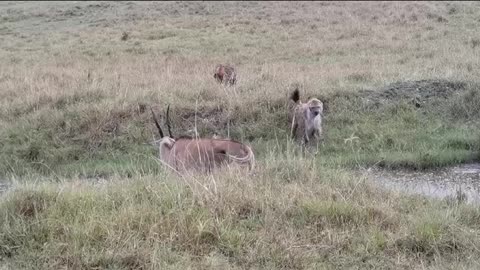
[0, 181, 10, 195]
[365, 163, 480, 205]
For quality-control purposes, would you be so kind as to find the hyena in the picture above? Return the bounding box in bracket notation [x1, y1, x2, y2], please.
[213, 64, 237, 86]
[289, 89, 324, 147]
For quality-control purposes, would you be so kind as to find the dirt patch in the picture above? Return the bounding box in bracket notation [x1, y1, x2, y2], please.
[358, 79, 468, 105]
[176, 106, 230, 137]
[314, 79, 470, 115]
[11, 190, 54, 218]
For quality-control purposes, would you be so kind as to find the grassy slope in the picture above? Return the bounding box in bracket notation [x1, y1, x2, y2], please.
[1, 1, 480, 269]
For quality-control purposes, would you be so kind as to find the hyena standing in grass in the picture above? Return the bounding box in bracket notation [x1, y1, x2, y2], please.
[213, 64, 237, 86]
[289, 89, 324, 150]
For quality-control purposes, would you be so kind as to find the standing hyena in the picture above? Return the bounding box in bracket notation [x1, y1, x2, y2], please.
[289, 89, 324, 149]
[213, 64, 237, 86]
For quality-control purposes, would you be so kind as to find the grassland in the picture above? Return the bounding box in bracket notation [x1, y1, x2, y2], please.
[1, 1, 480, 269]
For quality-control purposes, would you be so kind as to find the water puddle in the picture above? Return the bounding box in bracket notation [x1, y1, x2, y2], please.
[365, 163, 480, 205]
[0, 181, 10, 195]
[2, 164, 480, 204]
[0, 177, 106, 198]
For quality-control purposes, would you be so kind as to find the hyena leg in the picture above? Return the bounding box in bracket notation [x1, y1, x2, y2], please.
[302, 129, 319, 155]
[304, 129, 310, 145]
[290, 117, 297, 140]
[297, 128, 310, 157]
[312, 129, 323, 155]
[316, 127, 324, 144]
[233, 84, 238, 96]
[312, 128, 321, 141]
[230, 77, 238, 95]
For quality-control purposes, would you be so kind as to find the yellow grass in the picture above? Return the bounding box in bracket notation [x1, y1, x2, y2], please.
[1, 1, 480, 269]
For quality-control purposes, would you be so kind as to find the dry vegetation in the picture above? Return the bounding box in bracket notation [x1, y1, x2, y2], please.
[1, 1, 480, 269]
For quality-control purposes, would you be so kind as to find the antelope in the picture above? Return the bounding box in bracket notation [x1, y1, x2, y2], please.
[213, 64, 237, 86]
[289, 88, 324, 147]
[151, 106, 254, 174]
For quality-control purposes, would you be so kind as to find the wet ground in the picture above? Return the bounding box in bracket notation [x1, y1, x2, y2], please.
[364, 163, 480, 205]
[0, 181, 10, 195]
[2, 163, 480, 205]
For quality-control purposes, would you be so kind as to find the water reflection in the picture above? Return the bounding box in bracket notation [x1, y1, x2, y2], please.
[367, 163, 480, 205]
[0, 181, 9, 195]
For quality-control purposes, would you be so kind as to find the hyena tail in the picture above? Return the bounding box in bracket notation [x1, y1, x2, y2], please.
[290, 88, 300, 103]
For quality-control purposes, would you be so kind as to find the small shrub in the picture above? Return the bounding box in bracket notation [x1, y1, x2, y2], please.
[3, 189, 55, 218]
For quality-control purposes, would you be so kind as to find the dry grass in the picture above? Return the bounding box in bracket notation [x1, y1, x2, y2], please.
[1, 1, 480, 269]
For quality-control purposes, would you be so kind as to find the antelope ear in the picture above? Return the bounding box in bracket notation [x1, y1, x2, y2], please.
[160, 138, 175, 150]
[167, 139, 176, 149]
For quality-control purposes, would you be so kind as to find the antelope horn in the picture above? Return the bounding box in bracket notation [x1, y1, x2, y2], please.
[151, 108, 164, 138]
[166, 104, 173, 138]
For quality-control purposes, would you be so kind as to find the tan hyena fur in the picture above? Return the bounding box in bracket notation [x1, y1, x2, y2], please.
[213, 64, 237, 86]
[289, 89, 324, 147]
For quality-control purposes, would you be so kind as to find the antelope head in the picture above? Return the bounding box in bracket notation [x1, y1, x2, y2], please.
[151, 105, 175, 161]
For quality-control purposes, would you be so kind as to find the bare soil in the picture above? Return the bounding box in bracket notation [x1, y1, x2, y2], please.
[358, 79, 469, 106]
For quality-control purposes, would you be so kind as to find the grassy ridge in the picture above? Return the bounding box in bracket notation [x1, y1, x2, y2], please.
[1, 78, 479, 177]
[1, 1, 480, 269]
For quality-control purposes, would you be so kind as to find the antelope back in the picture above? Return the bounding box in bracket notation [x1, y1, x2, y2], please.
[169, 138, 252, 172]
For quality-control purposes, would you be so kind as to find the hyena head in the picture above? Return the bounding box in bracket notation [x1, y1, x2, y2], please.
[290, 89, 323, 117]
[307, 98, 323, 118]
[214, 65, 225, 82]
[214, 64, 237, 86]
